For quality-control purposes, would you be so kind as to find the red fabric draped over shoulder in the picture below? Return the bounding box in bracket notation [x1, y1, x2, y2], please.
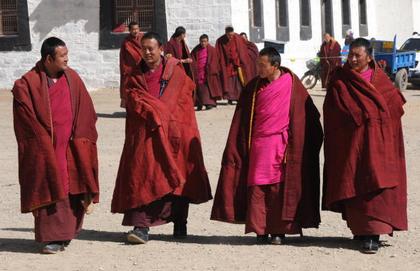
[211, 68, 323, 228]
[111, 58, 212, 213]
[12, 62, 99, 213]
[322, 63, 407, 231]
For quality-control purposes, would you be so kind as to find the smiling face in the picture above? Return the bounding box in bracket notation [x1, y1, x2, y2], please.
[141, 37, 163, 67]
[44, 46, 69, 75]
[129, 24, 140, 38]
[348, 46, 372, 73]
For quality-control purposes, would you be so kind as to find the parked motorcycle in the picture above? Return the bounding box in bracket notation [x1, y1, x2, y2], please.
[301, 58, 321, 90]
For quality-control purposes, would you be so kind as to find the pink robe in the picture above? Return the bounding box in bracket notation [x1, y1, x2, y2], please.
[360, 68, 373, 82]
[247, 73, 292, 186]
[197, 47, 208, 85]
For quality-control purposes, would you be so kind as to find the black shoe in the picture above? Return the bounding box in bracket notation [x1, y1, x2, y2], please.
[353, 235, 364, 241]
[270, 234, 286, 245]
[196, 105, 203, 111]
[256, 234, 269, 244]
[361, 235, 379, 254]
[205, 105, 216, 110]
[63, 240, 71, 247]
[41, 242, 65, 254]
[173, 222, 187, 239]
[227, 100, 235, 105]
[127, 227, 149, 244]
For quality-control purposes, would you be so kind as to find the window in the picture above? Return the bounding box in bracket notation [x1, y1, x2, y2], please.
[251, 0, 263, 27]
[276, 0, 289, 41]
[359, 0, 368, 36]
[99, 0, 167, 50]
[321, 0, 334, 37]
[113, 0, 154, 33]
[300, 0, 312, 40]
[0, 0, 31, 51]
[341, 0, 351, 37]
[0, 0, 18, 35]
[249, 0, 264, 42]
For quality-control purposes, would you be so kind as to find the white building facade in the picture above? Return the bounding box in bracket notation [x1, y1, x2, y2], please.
[0, 0, 419, 90]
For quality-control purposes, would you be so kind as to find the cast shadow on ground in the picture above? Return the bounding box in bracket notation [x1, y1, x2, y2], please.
[1, 228, 390, 253]
[0, 238, 39, 254]
[96, 112, 127, 118]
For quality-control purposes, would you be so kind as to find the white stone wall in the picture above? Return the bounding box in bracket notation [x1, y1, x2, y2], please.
[0, 0, 418, 90]
[0, 0, 120, 91]
[165, 0, 231, 49]
[370, 0, 413, 46]
[413, 0, 420, 32]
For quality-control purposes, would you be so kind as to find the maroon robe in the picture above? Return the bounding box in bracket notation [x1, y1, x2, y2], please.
[12, 62, 99, 241]
[323, 62, 407, 235]
[120, 34, 143, 107]
[319, 40, 341, 88]
[191, 44, 223, 105]
[164, 37, 194, 81]
[216, 33, 256, 101]
[245, 40, 259, 71]
[111, 58, 212, 215]
[211, 68, 323, 231]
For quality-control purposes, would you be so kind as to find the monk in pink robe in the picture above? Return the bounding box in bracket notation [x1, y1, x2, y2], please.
[191, 34, 223, 110]
[211, 47, 323, 245]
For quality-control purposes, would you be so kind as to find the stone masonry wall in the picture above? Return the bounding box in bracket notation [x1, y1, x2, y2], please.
[0, 0, 120, 91]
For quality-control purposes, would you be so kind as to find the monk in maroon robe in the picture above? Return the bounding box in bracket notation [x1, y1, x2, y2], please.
[164, 26, 194, 81]
[191, 34, 223, 110]
[323, 38, 407, 254]
[119, 22, 143, 108]
[211, 47, 323, 245]
[319, 33, 342, 88]
[112, 32, 212, 244]
[216, 26, 256, 103]
[12, 37, 99, 254]
[240, 32, 259, 67]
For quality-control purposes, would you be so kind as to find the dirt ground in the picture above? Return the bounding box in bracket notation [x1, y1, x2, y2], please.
[0, 85, 419, 271]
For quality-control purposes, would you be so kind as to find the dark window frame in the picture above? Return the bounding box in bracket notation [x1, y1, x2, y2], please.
[300, 0, 312, 40]
[341, 0, 351, 37]
[321, 0, 334, 37]
[275, 0, 289, 41]
[249, 0, 264, 43]
[113, 0, 154, 33]
[0, 0, 31, 52]
[358, 0, 368, 36]
[99, 0, 167, 50]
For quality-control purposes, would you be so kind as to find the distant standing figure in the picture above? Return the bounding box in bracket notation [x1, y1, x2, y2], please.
[164, 26, 194, 81]
[119, 21, 143, 108]
[319, 33, 341, 88]
[191, 34, 223, 110]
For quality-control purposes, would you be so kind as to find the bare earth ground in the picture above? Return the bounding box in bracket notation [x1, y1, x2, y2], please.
[0, 85, 419, 271]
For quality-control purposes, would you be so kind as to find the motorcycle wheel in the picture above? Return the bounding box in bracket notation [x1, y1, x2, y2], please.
[301, 71, 318, 89]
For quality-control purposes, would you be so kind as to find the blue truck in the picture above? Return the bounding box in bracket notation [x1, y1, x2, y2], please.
[372, 35, 417, 90]
[341, 35, 417, 90]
